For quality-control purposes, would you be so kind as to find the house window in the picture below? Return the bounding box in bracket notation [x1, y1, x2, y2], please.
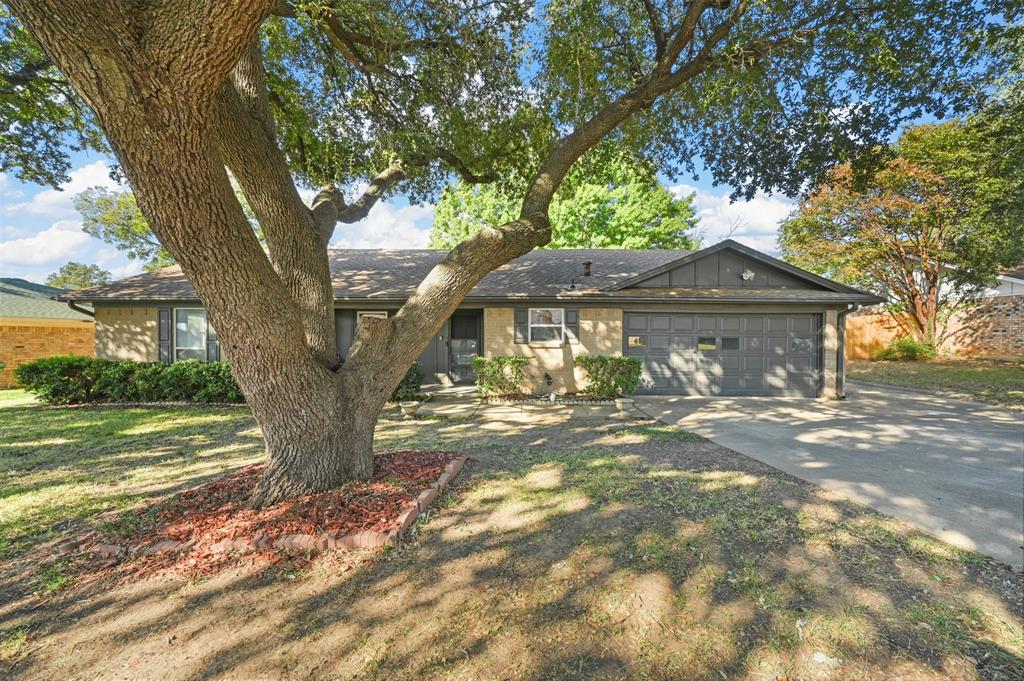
[174, 308, 207, 361]
[627, 335, 647, 348]
[697, 336, 717, 351]
[529, 308, 564, 342]
[357, 311, 388, 324]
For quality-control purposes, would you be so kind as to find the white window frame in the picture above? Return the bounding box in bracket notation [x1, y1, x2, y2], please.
[356, 310, 389, 324]
[528, 307, 565, 343]
[173, 307, 207, 362]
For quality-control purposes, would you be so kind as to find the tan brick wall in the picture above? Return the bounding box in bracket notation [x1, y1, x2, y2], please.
[483, 307, 623, 393]
[94, 305, 159, 361]
[0, 320, 94, 388]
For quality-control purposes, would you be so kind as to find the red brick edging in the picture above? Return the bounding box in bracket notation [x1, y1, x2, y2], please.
[59, 456, 468, 560]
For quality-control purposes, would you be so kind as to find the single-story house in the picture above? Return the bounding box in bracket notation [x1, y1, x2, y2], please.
[1, 278, 95, 388]
[56, 240, 882, 397]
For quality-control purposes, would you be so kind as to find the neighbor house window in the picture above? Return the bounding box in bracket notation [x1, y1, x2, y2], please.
[174, 308, 207, 361]
[529, 308, 564, 342]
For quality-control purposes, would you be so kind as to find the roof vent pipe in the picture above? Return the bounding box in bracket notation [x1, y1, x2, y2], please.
[582, 261, 592, 277]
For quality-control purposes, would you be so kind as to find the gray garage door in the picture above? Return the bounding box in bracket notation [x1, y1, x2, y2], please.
[623, 313, 821, 396]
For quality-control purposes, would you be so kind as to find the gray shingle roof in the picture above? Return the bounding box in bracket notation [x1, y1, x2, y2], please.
[60, 249, 690, 301]
[55, 247, 882, 304]
[0, 279, 93, 320]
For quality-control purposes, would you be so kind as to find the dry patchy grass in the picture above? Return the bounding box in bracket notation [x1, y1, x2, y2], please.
[0, 401, 1021, 680]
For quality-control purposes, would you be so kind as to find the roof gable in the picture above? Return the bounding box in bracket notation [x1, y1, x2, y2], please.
[606, 240, 869, 295]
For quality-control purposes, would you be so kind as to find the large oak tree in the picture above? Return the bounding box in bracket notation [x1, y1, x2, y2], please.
[4, 0, 1009, 505]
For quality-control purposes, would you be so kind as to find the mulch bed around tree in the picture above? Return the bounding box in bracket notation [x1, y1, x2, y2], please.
[64, 450, 463, 581]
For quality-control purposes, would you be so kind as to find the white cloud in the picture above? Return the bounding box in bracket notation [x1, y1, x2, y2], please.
[3, 161, 123, 219]
[330, 202, 435, 249]
[0, 220, 91, 265]
[672, 184, 795, 254]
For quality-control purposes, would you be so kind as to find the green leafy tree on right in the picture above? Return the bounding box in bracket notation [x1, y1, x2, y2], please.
[429, 151, 700, 251]
[779, 97, 1024, 347]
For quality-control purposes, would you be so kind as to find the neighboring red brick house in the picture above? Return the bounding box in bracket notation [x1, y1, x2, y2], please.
[0, 279, 94, 389]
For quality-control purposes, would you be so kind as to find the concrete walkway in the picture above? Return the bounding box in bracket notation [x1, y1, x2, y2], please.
[636, 383, 1024, 568]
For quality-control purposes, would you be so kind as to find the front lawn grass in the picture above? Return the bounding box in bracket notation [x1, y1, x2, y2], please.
[848, 358, 1024, 408]
[0, 400, 1020, 680]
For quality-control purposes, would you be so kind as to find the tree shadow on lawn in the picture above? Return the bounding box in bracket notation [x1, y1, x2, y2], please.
[0, 404, 262, 559]
[3, 412, 1022, 680]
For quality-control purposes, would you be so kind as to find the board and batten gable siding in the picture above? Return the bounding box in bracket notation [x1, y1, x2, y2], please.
[484, 307, 623, 393]
[94, 304, 160, 361]
[628, 250, 822, 289]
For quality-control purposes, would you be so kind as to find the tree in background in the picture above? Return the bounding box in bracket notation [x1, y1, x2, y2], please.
[780, 114, 1024, 345]
[75, 183, 259, 272]
[5, 0, 1009, 505]
[45, 262, 111, 290]
[430, 150, 699, 250]
[75, 188, 174, 272]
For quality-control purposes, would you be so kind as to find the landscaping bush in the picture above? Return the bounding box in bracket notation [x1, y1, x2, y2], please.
[473, 356, 529, 397]
[575, 355, 643, 397]
[15, 356, 114, 404]
[872, 337, 937, 361]
[390, 362, 425, 402]
[16, 356, 243, 405]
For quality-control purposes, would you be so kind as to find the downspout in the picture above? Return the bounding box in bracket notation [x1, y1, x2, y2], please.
[835, 304, 858, 399]
[66, 301, 95, 318]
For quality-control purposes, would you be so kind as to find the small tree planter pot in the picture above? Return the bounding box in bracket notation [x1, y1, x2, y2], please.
[614, 397, 636, 415]
[63, 455, 470, 561]
[399, 401, 422, 418]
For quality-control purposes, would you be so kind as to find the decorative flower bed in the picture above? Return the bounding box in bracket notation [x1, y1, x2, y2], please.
[57, 451, 468, 579]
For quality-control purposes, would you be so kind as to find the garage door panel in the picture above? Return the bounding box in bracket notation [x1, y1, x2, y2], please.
[627, 316, 648, 331]
[625, 313, 820, 397]
[743, 356, 764, 372]
[649, 335, 671, 351]
[650, 315, 672, 331]
[790, 317, 812, 333]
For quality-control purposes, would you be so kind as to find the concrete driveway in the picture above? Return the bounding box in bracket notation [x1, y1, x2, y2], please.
[636, 383, 1024, 568]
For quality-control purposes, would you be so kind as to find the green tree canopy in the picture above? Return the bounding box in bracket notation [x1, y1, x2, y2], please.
[779, 110, 1024, 344]
[45, 261, 111, 290]
[0, 7, 105, 186]
[429, 151, 699, 250]
[75, 188, 174, 272]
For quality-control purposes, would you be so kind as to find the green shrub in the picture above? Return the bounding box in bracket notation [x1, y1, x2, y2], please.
[473, 356, 529, 397]
[390, 362, 425, 402]
[16, 356, 243, 405]
[576, 355, 643, 397]
[15, 356, 112, 405]
[872, 337, 937, 361]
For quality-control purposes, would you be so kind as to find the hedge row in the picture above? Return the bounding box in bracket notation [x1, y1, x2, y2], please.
[15, 356, 426, 406]
[15, 356, 244, 405]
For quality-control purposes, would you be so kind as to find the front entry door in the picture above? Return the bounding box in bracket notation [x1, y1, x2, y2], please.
[449, 312, 481, 384]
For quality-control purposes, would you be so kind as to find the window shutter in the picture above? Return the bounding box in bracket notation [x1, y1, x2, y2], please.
[206, 317, 220, 362]
[565, 308, 580, 345]
[513, 309, 528, 344]
[158, 308, 172, 364]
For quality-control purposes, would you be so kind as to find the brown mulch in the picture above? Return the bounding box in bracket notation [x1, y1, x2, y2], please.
[71, 450, 461, 581]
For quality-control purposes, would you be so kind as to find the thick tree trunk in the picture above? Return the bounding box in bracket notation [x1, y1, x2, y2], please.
[11, 0, 748, 508]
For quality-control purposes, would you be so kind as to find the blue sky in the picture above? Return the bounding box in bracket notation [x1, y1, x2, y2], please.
[0, 147, 796, 284]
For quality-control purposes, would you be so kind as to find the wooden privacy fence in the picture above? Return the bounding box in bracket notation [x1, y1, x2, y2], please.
[845, 295, 1024, 359]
